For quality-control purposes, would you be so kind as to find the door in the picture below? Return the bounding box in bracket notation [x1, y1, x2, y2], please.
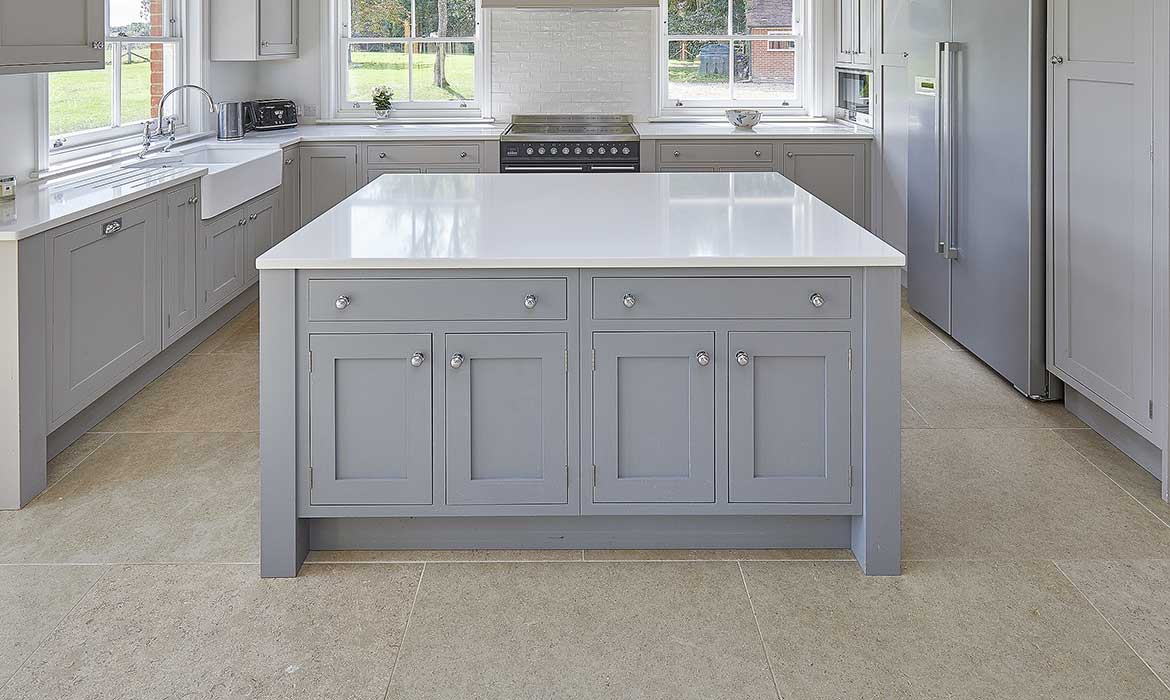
[728, 332, 853, 503]
[49, 201, 161, 423]
[278, 147, 300, 243]
[855, 0, 874, 65]
[163, 185, 198, 348]
[591, 332, 716, 503]
[837, 0, 857, 64]
[780, 142, 868, 226]
[0, 0, 103, 74]
[199, 208, 245, 317]
[309, 334, 433, 505]
[1050, 0, 1154, 426]
[243, 193, 277, 286]
[300, 145, 358, 226]
[445, 333, 569, 505]
[259, 0, 297, 56]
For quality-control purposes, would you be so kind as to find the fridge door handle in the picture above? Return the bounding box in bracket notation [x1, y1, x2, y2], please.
[937, 41, 961, 260]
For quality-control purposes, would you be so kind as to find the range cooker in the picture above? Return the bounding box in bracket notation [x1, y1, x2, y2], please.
[500, 114, 640, 173]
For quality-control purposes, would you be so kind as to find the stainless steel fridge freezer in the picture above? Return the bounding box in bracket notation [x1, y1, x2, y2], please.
[906, 0, 1054, 399]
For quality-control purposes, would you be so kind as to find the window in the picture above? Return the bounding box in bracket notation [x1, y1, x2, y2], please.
[336, 0, 481, 116]
[662, 0, 808, 114]
[47, 0, 185, 155]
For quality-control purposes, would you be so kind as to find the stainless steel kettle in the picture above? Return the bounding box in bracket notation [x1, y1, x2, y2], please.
[216, 101, 255, 141]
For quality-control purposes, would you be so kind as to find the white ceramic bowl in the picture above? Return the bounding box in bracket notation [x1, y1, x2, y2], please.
[726, 109, 762, 129]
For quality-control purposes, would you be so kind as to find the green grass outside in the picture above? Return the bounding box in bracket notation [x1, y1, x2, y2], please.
[347, 49, 475, 103]
[668, 59, 727, 84]
[49, 58, 155, 137]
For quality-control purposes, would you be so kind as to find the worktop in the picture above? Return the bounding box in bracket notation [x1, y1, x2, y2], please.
[632, 121, 874, 140]
[258, 172, 903, 270]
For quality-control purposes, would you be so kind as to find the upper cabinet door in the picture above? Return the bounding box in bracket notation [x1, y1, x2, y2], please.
[591, 332, 716, 504]
[259, 0, 298, 56]
[0, 0, 104, 74]
[1049, 0, 1155, 430]
[854, 0, 873, 65]
[836, 0, 857, 64]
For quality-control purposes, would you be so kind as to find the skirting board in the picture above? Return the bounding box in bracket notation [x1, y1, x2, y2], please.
[1065, 387, 1163, 480]
[309, 515, 854, 551]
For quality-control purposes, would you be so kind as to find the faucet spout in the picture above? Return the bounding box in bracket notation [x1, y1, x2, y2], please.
[156, 85, 216, 134]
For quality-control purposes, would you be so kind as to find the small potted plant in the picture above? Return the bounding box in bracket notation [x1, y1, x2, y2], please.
[372, 85, 394, 119]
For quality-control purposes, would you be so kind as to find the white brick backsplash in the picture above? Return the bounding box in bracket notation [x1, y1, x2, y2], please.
[489, 9, 656, 120]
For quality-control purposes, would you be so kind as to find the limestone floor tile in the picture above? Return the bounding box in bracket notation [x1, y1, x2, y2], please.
[901, 310, 952, 354]
[307, 549, 583, 563]
[583, 548, 853, 561]
[902, 304, 965, 351]
[0, 433, 258, 564]
[902, 398, 930, 428]
[0, 563, 422, 700]
[190, 302, 258, 355]
[45, 433, 113, 488]
[902, 348, 1084, 428]
[94, 353, 258, 433]
[742, 560, 1170, 700]
[903, 429, 1170, 561]
[385, 561, 777, 700]
[1055, 428, 1170, 525]
[0, 565, 107, 684]
[1057, 559, 1170, 689]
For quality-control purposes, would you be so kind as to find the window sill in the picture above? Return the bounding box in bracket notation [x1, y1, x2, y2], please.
[35, 131, 208, 181]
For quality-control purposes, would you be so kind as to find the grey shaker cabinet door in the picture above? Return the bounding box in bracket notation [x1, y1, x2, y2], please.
[728, 332, 852, 504]
[591, 332, 716, 503]
[162, 184, 198, 349]
[243, 192, 277, 286]
[259, 0, 298, 56]
[780, 141, 868, 226]
[0, 0, 104, 75]
[309, 334, 433, 505]
[300, 145, 359, 227]
[49, 200, 162, 423]
[445, 333, 569, 505]
[198, 208, 245, 318]
[278, 147, 300, 243]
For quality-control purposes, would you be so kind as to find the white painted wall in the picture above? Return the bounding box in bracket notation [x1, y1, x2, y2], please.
[0, 75, 40, 178]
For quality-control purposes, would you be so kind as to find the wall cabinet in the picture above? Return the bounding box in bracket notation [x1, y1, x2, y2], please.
[300, 145, 359, 226]
[209, 0, 299, 61]
[0, 0, 104, 75]
[162, 185, 199, 348]
[47, 200, 161, 426]
[780, 141, 869, 226]
[837, 0, 873, 66]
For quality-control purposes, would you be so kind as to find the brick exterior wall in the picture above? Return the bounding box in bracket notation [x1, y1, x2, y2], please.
[150, 0, 164, 118]
[749, 28, 796, 86]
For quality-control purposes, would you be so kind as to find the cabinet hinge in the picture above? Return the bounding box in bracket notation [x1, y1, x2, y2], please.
[848, 348, 853, 371]
[591, 349, 596, 372]
[592, 464, 597, 489]
[308, 351, 313, 373]
[166, 313, 171, 329]
[308, 464, 314, 494]
[1151, 400, 1155, 420]
[565, 350, 569, 373]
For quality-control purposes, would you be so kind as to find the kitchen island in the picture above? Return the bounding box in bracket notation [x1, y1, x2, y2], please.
[256, 172, 905, 577]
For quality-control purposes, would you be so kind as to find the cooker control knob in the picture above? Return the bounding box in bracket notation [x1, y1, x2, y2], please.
[526, 147, 534, 155]
[550, 147, 559, 155]
[574, 147, 583, 155]
[586, 147, 595, 155]
[537, 147, 546, 155]
[621, 146, 631, 155]
[610, 147, 619, 155]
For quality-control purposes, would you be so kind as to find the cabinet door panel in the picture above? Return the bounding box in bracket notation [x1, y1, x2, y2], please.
[445, 333, 569, 505]
[50, 201, 161, 422]
[592, 332, 715, 503]
[309, 334, 433, 505]
[199, 210, 245, 318]
[278, 148, 300, 243]
[244, 193, 277, 286]
[163, 185, 198, 348]
[259, 0, 297, 56]
[781, 141, 867, 226]
[729, 332, 852, 503]
[0, 0, 104, 73]
[300, 146, 358, 226]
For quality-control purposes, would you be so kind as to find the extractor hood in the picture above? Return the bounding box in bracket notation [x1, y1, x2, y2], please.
[481, 0, 657, 8]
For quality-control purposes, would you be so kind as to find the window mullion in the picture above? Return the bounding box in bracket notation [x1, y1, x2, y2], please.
[111, 43, 122, 128]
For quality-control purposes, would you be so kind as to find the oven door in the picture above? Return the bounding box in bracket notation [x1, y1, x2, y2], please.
[501, 162, 639, 173]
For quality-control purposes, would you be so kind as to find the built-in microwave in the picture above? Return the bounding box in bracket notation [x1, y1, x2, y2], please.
[836, 68, 872, 127]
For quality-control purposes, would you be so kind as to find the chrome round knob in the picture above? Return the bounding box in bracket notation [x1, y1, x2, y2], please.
[450, 353, 464, 370]
[736, 351, 750, 367]
[1050, 55, 1064, 65]
[696, 351, 711, 367]
[335, 295, 351, 310]
[524, 294, 538, 310]
[810, 293, 826, 308]
[538, 147, 546, 155]
[249, 213, 258, 221]
[188, 196, 199, 205]
[238, 219, 247, 227]
[622, 146, 631, 155]
[551, 148, 559, 155]
[754, 150, 762, 157]
[526, 147, 535, 155]
[673, 150, 681, 158]
[786, 151, 795, 158]
[410, 352, 425, 368]
[459, 151, 468, 159]
[378, 152, 387, 159]
[622, 293, 637, 309]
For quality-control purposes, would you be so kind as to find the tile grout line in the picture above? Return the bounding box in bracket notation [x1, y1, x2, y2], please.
[1051, 560, 1170, 695]
[382, 561, 427, 700]
[903, 398, 933, 429]
[738, 561, 785, 700]
[39, 432, 116, 499]
[0, 564, 112, 693]
[1052, 429, 1170, 530]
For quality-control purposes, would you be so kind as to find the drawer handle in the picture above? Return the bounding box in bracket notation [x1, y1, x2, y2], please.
[459, 151, 468, 159]
[736, 351, 750, 367]
[249, 213, 258, 221]
[524, 294, 538, 310]
[673, 150, 681, 158]
[335, 295, 351, 310]
[188, 196, 199, 205]
[284, 158, 294, 165]
[810, 293, 825, 308]
[696, 351, 711, 367]
[450, 353, 464, 370]
[102, 218, 123, 236]
[410, 352, 426, 368]
[378, 152, 387, 159]
[622, 293, 637, 309]
[754, 150, 762, 158]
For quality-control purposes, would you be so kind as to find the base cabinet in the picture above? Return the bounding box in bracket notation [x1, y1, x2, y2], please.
[300, 145, 359, 226]
[780, 141, 869, 226]
[198, 207, 246, 318]
[243, 192, 278, 286]
[278, 146, 300, 244]
[162, 184, 199, 348]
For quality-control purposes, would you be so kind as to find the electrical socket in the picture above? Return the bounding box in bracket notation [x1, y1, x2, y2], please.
[299, 104, 318, 118]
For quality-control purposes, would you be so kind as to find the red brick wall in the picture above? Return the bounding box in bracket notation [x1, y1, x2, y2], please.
[748, 28, 796, 86]
[150, 0, 164, 118]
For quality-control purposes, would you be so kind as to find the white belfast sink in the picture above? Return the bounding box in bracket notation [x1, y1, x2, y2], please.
[127, 144, 283, 220]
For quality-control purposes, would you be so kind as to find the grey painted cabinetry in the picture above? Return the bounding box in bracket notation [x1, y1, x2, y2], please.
[198, 207, 246, 318]
[300, 145, 359, 226]
[278, 147, 300, 244]
[244, 192, 278, 286]
[162, 184, 199, 348]
[0, 0, 104, 75]
[209, 0, 298, 60]
[837, 0, 873, 66]
[364, 142, 488, 184]
[780, 142, 869, 226]
[47, 200, 162, 427]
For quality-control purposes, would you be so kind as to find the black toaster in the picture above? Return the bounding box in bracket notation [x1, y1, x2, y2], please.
[250, 99, 298, 131]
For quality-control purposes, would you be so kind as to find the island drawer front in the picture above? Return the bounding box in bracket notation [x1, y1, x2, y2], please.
[592, 277, 851, 320]
[366, 144, 481, 166]
[658, 142, 774, 164]
[308, 278, 569, 321]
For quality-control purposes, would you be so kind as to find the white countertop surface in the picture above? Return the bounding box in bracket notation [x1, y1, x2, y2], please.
[239, 123, 509, 148]
[257, 172, 904, 270]
[632, 121, 873, 140]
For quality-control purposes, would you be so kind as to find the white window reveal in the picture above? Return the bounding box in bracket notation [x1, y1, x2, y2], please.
[661, 0, 810, 116]
[334, 0, 483, 118]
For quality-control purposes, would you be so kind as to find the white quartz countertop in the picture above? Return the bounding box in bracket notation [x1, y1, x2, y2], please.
[258, 172, 904, 270]
[632, 121, 874, 140]
[238, 123, 509, 147]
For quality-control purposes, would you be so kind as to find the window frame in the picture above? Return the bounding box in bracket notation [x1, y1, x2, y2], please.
[331, 0, 485, 120]
[41, 0, 188, 161]
[658, 0, 814, 119]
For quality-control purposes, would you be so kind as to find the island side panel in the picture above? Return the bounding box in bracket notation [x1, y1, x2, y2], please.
[260, 268, 308, 577]
[852, 266, 902, 575]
